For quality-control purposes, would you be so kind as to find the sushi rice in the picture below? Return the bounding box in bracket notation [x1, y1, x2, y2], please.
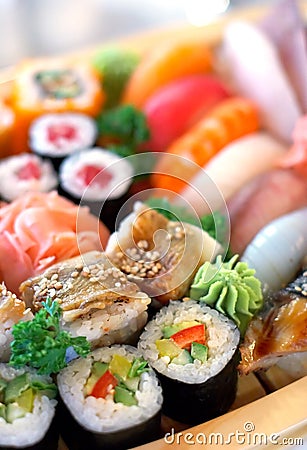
[138, 299, 240, 384]
[62, 297, 149, 348]
[0, 365, 57, 448]
[57, 345, 163, 433]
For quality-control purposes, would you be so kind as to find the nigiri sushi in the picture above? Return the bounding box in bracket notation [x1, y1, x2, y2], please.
[106, 202, 222, 306]
[19, 251, 151, 349]
[221, 21, 301, 142]
[239, 265, 307, 375]
[228, 169, 307, 254]
[180, 132, 286, 215]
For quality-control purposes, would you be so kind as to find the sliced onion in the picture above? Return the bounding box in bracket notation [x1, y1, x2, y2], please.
[241, 208, 307, 293]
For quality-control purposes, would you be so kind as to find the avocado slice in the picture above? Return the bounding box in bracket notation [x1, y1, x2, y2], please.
[171, 349, 193, 365]
[123, 377, 140, 392]
[191, 342, 208, 363]
[5, 373, 30, 404]
[84, 362, 109, 396]
[31, 381, 57, 399]
[114, 385, 137, 406]
[6, 403, 27, 423]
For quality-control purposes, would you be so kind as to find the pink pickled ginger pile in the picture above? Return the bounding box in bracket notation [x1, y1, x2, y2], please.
[0, 191, 110, 294]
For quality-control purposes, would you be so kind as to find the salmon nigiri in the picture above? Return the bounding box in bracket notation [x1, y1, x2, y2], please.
[151, 97, 259, 193]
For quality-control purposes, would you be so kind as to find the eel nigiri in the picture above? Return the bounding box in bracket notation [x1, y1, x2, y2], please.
[106, 202, 222, 306]
[239, 267, 307, 375]
[228, 169, 307, 254]
[221, 21, 301, 143]
[180, 132, 286, 215]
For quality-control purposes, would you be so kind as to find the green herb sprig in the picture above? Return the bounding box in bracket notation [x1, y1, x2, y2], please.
[10, 298, 90, 375]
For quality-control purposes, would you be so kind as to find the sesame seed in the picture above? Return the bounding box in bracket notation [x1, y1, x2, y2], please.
[71, 271, 79, 278]
[55, 282, 63, 290]
[115, 282, 121, 288]
[89, 277, 98, 283]
[51, 274, 59, 281]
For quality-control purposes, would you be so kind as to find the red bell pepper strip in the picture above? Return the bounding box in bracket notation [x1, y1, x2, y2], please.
[170, 324, 206, 350]
[91, 370, 118, 399]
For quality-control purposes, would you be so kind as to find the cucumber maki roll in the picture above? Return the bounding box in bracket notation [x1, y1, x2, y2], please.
[138, 299, 240, 425]
[57, 345, 163, 450]
[0, 364, 58, 449]
[0, 153, 58, 202]
[29, 112, 97, 170]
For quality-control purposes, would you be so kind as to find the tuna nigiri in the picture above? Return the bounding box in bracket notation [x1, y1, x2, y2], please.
[180, 132, 287, 215]
[228, 169, 307, 254]
[221, 21, 301, 143]
[0, 191, 110, 294]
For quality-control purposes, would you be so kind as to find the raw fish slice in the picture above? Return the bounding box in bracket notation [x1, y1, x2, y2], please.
[180, 132, 286, 215]
[260, 0, 307, 112]
[228, 169, 307, 254]
[279, 115, 307, 177]
[106, 202, 222, 305]
[239, 272, 307, 375]
[221, 21, 301, 142]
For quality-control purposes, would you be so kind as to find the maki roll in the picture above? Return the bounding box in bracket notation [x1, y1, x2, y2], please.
[57, 345, 163, 450]
[20, 251, 151, 349]
[0, 283, 33, 362]
[0, 153, 58, 202]
[59, 147, 133, 229]
[29, 113, 97, 169]
[11, 58, 104, 153]
[0, 364, 58, 449]
[138, 299, 240, 425]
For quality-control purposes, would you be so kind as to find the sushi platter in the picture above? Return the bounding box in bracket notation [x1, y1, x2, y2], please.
[0, 1, 306, 449]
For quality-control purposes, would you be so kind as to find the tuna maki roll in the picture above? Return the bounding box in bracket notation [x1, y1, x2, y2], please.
[59, 147, 133, 229]
[0, 153, 58, 202]
[0, 364, 58, 449]
[57, 345, 163, 450]
[138, 299, 240, 425]
[29, 112, 97, 169]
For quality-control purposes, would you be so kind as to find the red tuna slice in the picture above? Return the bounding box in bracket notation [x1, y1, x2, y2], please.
[143, 75, 230, 152]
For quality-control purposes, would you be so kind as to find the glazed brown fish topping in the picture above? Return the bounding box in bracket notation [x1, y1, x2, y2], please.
[239, 269, 307, 375]
[19, 251, 150, 322]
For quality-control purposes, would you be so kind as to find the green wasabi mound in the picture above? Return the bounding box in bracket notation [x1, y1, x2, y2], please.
[190, 255, 263, 335]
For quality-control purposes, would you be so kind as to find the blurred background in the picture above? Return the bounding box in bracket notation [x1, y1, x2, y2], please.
[0, 0, 265, 69]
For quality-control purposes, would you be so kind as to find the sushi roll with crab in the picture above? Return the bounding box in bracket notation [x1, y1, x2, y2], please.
[0, 153, 58, 202]
[59, 147, 133, 229]
[0, 364, 58, 449]
[29, 112, 98, 170]
[138, 299, 240, 425]
[57, 345, 163, 450]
